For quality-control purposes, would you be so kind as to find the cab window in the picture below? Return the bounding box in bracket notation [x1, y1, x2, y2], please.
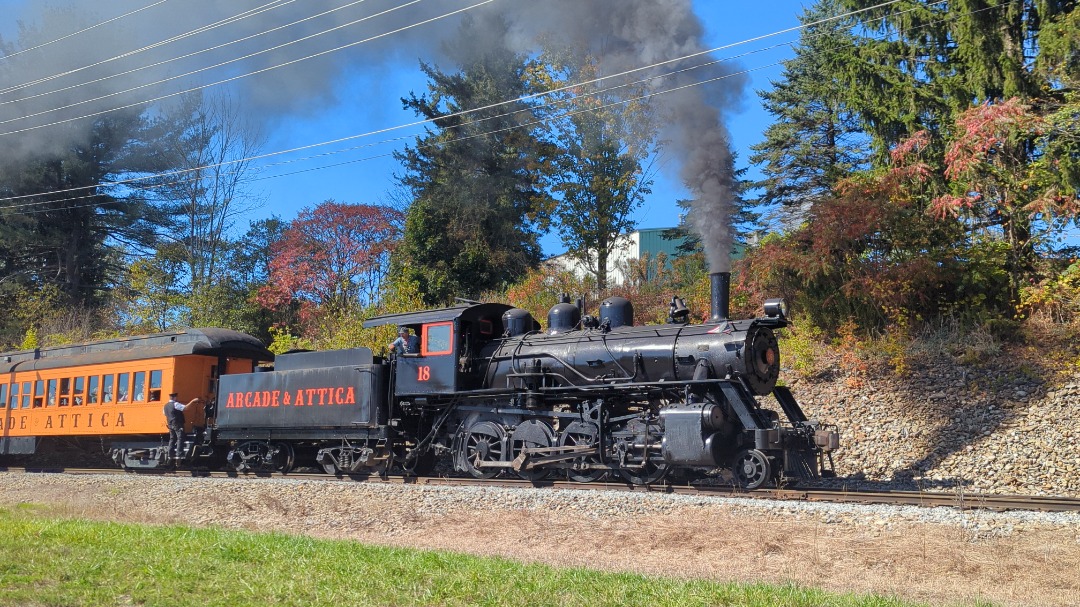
[422, 322, 454, 356]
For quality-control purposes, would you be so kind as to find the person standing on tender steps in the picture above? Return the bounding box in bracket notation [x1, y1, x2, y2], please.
[164, 392, 199, 463]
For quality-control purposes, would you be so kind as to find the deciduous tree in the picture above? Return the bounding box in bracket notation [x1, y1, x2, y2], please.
[532, 55, 657, 290]
[257, 200, 403, 320]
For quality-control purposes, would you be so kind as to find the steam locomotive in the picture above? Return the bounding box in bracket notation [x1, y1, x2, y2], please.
[0, 272, 838, 489]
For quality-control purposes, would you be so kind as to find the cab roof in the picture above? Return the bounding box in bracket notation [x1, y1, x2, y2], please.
[363, 303, 515, 329]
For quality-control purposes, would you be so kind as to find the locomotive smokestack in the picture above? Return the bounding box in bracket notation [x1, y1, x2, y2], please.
[709, 272, 730, 323]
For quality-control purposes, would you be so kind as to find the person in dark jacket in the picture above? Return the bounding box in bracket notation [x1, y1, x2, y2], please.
[164, 392, 199, 463]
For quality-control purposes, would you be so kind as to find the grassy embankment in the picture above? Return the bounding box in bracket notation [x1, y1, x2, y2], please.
[0, 505, 983, 607]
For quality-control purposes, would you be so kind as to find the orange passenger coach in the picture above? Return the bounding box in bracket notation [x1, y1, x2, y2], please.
[0, 328, 272, 460]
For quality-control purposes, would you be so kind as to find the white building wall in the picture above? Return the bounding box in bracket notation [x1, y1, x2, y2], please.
[544, 232, 641, 286]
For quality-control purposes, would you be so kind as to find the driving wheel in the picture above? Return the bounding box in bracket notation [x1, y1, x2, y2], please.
[558, 421, 607, 483]
[509, 419, 555, 481]
[460, 421, 505, 479]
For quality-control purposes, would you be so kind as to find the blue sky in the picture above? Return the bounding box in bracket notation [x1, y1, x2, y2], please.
[254, 1, 804, 255]
[0, 1, 806, 256]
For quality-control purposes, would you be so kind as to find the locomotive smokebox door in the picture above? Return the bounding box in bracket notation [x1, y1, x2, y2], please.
[394, 321, 457, 395]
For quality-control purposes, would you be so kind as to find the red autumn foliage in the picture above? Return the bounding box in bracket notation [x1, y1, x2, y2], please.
[257, 200, 403, 314]
[737, 167, 956, 331]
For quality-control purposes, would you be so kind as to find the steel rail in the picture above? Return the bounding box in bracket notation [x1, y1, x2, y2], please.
[5, 466, 1079, 513]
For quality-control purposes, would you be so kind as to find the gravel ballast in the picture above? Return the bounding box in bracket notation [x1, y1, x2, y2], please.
[1, 472, 1078, 607]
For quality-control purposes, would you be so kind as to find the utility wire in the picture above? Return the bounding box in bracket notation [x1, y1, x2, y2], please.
[0, 0, 897, 136]
[3, 0, 997, 217]
[0, 0, 396, 106]
[11, 61, 775, 217]
[0, 0, 913, 206]
[0, 0, 299, 96]
[0, 0, 171, 62]
[0, 45, 757, 212]
[0, 0, 434, 129]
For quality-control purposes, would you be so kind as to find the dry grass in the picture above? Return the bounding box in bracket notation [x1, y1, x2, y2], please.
[4, 476, 1079, 607]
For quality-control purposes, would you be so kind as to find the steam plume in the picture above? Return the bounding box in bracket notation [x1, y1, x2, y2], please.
[0, 0, 742, 268]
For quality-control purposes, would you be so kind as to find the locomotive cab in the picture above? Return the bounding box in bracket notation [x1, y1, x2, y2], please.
[364, 303, 524, 397]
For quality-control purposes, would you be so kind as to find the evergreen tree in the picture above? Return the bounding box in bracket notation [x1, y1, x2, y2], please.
[394, 15, 554, 305]
[0, 112, 164, 309]
[835, 0, 1070, 157]
[750, 0, 869, 226]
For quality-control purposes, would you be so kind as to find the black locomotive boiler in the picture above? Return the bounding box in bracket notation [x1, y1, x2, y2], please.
[213, 272, 838, 489]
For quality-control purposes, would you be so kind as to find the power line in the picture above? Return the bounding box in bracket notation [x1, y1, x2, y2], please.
[0, 0, 398, 108]
[0, 0, 898, 137]
[1, 0, 996, 218]
[0, 0, 912, 206]
[8, 60, 774, 217]
[0, 0, 434, 129]
[0, 46, 753, 212]
[0, 43, 783, 211]
[0, 0, 494, 137]
[0, 0, 299, 97]
[0, 0, 172, 62]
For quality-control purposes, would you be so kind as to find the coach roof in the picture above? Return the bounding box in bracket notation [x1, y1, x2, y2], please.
[0, 328, 273, 373]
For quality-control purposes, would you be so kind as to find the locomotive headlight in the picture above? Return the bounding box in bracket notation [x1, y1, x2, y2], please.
[764, 298, 787, 319]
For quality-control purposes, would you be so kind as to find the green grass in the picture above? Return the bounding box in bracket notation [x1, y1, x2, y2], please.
[0, 507, 952, 607]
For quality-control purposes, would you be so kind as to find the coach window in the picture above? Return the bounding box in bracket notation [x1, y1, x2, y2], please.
[422, 322, 454, 356]
[117, 373, 130, 403]
[21, 382, 31, 408]
[87, 376, 99, 404]
[133, 372, 146, 402]
[8, 383, 18, 408]
[46, 379, 58, 406]
[33, 380, 44, 408]
[73, 376, 84, 406]
[102, 375, 114, 403]
[148, 370, 162, 402]
[59, 377, 70, 406]
[0, 384, 6, 409]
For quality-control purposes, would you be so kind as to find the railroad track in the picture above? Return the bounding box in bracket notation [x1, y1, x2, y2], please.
[7, 466, 1079, 513]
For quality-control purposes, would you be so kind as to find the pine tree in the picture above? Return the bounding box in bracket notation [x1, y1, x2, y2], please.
[394, 15, 553, 305]
[750, 0, 869, 226]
